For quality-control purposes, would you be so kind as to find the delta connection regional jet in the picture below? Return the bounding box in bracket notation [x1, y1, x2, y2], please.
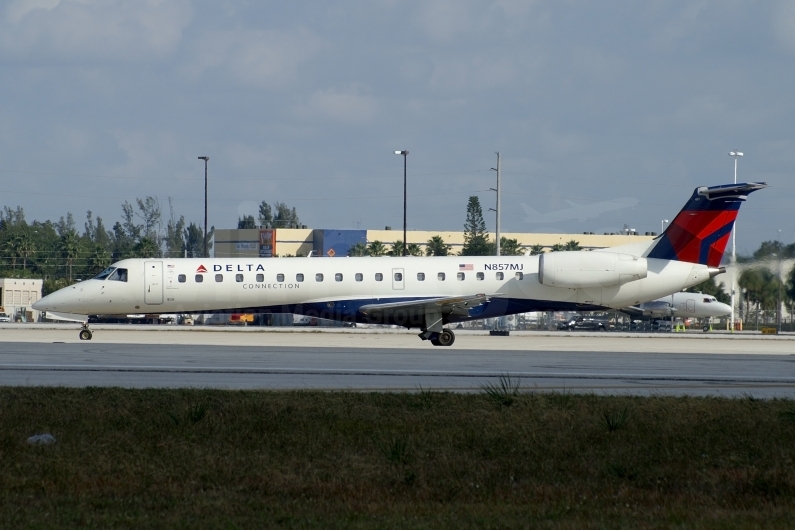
[34, 182, 766, 346]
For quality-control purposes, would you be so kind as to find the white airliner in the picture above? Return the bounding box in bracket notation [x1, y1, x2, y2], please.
[34, 182, 765, 346]
[621, 291, 731, 319]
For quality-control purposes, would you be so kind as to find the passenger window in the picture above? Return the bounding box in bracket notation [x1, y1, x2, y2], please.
[178, 274, 186, 283]
[235, 274, 243, 282]
[375, 273, 383, 281]
[277, 274, 284, 282]
[438, 272, 445, 281]
[515, 272, 523, 280]
[496, 272, 504, 280]
[195, 274, 203, 283]
[476, 272, 484, 281]
[215, 274, 223, 282]
[394, 272, 403, 281]
[296, 273, 304, 282]
[355, 273, 363, 282]
[108, 268, 128, 282]
[457, 272, 465, 281]
[256, 274, 264, 282]
[417, 272, 425, 281]
[335, 273, 343, 282]
[316, 273, 324, 282]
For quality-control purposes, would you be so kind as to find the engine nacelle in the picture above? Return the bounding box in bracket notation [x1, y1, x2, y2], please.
[538, 251, 647, 289]
[639, 300, 674, 317]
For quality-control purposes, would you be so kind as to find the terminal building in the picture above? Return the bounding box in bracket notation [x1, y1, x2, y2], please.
[213, 228, 656, 258]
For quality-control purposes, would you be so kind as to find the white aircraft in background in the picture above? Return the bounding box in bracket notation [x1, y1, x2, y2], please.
[34, 182, 766, 346]
[621, 291, 731, 319]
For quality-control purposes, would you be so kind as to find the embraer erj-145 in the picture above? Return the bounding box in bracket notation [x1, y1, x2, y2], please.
[34, 182, 766, 346]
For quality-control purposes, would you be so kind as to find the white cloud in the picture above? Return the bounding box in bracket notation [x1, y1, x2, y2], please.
[1, 0, 192, 62]
[182, 28, 321, 89]
[299, 89, 379, 124]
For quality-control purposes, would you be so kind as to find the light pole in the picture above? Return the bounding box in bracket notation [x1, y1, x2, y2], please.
[394, 150, 409, 256]
[489, 152, 501, 256]
[729, 150, 743, 331]
[661, 219, 669, 234]
[198, 156, 209, 258]
[777, 229, 783, 333]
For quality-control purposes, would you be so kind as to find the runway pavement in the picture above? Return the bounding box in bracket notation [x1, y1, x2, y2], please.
[0, 325, 794, 397]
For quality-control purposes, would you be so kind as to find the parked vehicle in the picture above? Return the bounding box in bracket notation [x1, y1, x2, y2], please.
[0, 312, 10, 323]
[565, 317, 611, 331]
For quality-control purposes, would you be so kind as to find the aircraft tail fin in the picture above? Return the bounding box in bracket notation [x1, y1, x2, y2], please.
[646, 182, 767, 266]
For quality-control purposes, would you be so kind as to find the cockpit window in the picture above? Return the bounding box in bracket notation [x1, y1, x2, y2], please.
[108, 268, 128, 282]
[94, 267, 116, 280]
[703, 298, 711, 303]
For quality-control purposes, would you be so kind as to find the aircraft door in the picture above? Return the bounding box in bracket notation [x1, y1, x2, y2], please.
[392, 268, 405, 290]
[686, 299, 695, 313]
[144, 261, 164, 305]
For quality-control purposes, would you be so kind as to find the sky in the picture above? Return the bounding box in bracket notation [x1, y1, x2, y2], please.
[1, 0, 794, 256]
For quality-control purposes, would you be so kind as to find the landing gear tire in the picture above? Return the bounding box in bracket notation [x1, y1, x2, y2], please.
[702, 324, 709, 332]
[433, 329, 455, 347]
[79, 329, 93, 341]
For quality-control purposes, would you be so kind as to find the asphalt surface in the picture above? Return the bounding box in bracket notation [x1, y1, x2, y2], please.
[0, 325, 794, 396]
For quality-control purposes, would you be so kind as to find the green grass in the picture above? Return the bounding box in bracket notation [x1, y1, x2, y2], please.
[2, 387, 795, 528]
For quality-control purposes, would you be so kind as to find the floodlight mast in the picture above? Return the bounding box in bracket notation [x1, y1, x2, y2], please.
[729, 150, 743, 332]
[198, 156, 210, 258]
[489, 152, 501, 256]
[394, 150, 409, 256]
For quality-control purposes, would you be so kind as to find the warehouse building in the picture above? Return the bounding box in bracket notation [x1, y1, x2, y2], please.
[213, 228, 656, 258]
[0, 278, 43, 322]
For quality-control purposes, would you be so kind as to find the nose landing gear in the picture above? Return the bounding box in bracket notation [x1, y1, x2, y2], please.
[79, 324, 93, 341]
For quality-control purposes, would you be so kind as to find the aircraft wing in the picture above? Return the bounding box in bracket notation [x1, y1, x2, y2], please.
[359, 293, 495, 321]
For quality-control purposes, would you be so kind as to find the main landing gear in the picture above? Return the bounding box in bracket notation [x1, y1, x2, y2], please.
[422, 328, 455, 347]
[79, 323, 93, 341]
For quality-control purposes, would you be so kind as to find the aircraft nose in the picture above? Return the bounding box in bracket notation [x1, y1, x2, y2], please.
[714, 302, 732, 317]
[32, 286, 79, 312]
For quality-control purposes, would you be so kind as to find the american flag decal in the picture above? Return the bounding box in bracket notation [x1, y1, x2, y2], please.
[459, 264, 473, 271]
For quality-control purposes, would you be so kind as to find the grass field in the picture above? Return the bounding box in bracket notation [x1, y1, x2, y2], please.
[2, 384, 795, 528]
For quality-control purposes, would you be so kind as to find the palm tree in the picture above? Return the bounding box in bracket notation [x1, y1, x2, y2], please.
[426, 235, 452, 256]
[17, 232, 35, 270]
[87, 245, 111, 274]
[529, 244, 545, 256]
[494, 237, 522, 256]
[347, 242, 368, 257]
[2, 234, 22, 270]
[563, 240, 581, 251]
[367, 240, 387, 257]
[407, 243, 422, 256]
[550, 243, 565, 252]
[133, 237, 160, 258]
[59, 232, 80, 280]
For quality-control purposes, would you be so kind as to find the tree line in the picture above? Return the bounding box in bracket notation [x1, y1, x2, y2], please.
[0, 199, 212, 294]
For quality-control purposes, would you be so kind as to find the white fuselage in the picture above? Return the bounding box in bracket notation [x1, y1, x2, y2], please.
[34, 254, 717, 326]
[637, 291, 731, 319]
